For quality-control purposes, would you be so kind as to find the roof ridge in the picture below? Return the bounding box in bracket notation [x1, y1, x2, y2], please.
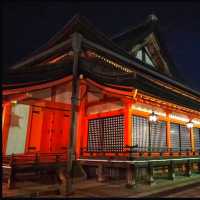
[111, 14, 158, 41]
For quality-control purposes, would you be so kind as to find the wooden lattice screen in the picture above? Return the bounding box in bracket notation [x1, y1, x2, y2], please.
[170, 123, 191, 151]
[87, 115, 124, 152]
[194, 127, 200, 150]
[132, 116, 167, 152]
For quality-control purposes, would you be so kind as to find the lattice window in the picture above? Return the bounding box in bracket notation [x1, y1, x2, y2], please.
[193, 128, 200, 150]
[87, 115, 124, 152]
[133, 116, 149, 151]
[88, 118, 103, 152]
[150, 121, 167, 151]
[170, 123, 181, 151]
[170, 123, 192, 151]
[132, 116, 167, 152]
[180, 125, 191, 151]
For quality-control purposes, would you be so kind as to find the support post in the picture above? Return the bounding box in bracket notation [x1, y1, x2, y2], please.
[8, 154, 16, 189]
[148, 122, 152, 154]
[66, 33, 82, 195]
[168, 160, 175, 180]
[126, 164, 136, 188]
[185, 160, 192, 177]
[97, 164, 106, 182]
[147, 162, 154, 185]
[190, 128, 195, 153]
[198, 162, 200, 173]
[123, 99, 132, 148]
[75, 79, 87, 158]
[166, 112, 171, 152]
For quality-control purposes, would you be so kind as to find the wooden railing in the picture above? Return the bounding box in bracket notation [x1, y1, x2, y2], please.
[80, 146, 200, 160]
[2, 152, 68, 166]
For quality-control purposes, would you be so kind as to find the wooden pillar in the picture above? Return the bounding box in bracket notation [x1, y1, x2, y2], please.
[76, 79, 87, 158]
[8, 154, 16, 189]
[147, 162, 154, 185]
[97, 164, 106, 182]
[168, 160, 175, 180]
[124, 99, 132, 147]
[185, 160, 192, 177]
[126, 164, 136, 187]
[198, 162, 200, 173]
[190, 128, 195, 153]
[66, 32, 82, 195]
[2, 102, 12, 155]
[166, 112, 171, 151]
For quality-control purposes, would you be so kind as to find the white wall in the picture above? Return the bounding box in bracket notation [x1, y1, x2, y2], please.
[55, 82, 72, 104]
[6, 104, 30, 155]
[31, 88, 52, 101]
[87, 101, 123, 115]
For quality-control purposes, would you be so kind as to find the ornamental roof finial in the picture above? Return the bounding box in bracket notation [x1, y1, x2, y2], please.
[148, 14, 159, 22]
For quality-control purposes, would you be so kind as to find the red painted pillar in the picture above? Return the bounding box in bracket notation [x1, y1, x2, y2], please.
[2, 102, 12, 155]
[124, 99, 132, 147]
[75, 79, 87, 158]
[166, 112, 172, 151]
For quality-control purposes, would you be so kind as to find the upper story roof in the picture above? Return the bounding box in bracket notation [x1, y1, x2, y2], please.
[3, 14, 200, 111]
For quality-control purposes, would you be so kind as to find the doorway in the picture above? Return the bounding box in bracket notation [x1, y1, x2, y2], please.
[27, 106, 70, 153]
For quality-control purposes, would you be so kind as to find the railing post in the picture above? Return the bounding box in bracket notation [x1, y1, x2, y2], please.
[8, 154, 16, 189]
[168, 160, 175, 180]
[185, 160, 192, 177]
[97, 164, 106, 182]
[126, 164, 136, 188]
[147, 162, 154, 185]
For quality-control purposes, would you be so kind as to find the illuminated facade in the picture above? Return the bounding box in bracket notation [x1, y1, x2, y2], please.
[2, 15, 200, 188]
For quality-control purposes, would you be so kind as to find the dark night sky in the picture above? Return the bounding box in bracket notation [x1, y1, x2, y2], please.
[2, 1, 200, 91]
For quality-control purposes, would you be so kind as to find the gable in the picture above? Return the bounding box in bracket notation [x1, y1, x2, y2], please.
[131, 33, 172, 77]
[134, 48, 156, 68]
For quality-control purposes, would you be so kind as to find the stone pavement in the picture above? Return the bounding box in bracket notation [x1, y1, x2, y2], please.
[2, 173, 200, 198]
[165, 184, 200, 198]
[68, 174, 200, 198]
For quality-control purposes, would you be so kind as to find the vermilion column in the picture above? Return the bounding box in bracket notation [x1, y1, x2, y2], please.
[75, 79, 87, 158]
[166, 112, 171, 150]
[190, 128, 195, 152]
[124, 99, 132, 147]
[2, 102, 12, 155]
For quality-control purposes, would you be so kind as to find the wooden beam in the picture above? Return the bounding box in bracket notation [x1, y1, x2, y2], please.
[86, 78, 132, 97]
[11, 38, 72, 70]
[3, 75, 73, 96]
[87, 109, 124, 120]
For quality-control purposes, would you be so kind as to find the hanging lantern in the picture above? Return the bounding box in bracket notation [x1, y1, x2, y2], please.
[149, 111, 158, 122]
[186, 121, 193, 129]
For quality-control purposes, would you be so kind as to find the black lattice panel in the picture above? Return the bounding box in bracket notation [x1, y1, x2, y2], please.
[102, 116, 124, 152]
[88, 118, 103, 152]
[193, 127, 200, 150]
[180, 125, 191, 151]
[87, 115, 124, 152]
